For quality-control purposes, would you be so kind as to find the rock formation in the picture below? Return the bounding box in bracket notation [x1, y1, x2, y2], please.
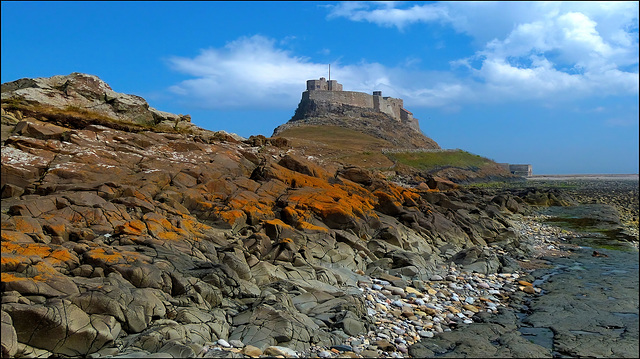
[1, 73, 201, 135]
[1, 73, 557, 357]
[274, 78, 439, 149]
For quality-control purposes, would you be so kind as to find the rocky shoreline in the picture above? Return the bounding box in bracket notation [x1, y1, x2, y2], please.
[55, 214, 582, 359]
[2, 74, 637, 359]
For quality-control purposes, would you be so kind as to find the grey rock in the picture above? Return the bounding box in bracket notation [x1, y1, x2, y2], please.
[1, 311, 18, 358]
[4, 299, 118, 356]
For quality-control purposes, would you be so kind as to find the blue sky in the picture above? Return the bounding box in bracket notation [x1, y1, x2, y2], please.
[2, 1, 638, 174]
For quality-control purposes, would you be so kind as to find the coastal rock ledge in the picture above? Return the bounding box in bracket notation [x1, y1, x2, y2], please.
[2, 73, 556, 358]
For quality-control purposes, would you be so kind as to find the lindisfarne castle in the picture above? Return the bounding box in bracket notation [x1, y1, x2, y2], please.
[296, 77, 421, 132]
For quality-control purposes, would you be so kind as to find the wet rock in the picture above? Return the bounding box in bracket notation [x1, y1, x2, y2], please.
[409, 309, 551, 358]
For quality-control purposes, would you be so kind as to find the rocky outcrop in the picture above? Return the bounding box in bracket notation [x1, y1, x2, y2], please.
[1, 74, 545, 357]
[1, 73, 204, 135]
[274, 101, 439, 150]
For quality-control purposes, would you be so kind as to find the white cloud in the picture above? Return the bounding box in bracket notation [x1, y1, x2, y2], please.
[167, 3, 637, 111]
[167, 34, 470, 110]
[168, 35, 328, 109]
[327, 1, 639, 100]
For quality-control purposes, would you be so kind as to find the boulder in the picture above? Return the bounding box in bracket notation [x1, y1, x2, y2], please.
[1, 311, 18, 358]
[3, 299, 119, 356]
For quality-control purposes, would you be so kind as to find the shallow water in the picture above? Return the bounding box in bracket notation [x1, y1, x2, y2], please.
[519, 205, 639, 357]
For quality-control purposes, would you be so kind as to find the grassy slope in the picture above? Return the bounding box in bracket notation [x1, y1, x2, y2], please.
[276, 125, 397, 170]
[277, 125, 512, 183]
[386, 150, 494, 172]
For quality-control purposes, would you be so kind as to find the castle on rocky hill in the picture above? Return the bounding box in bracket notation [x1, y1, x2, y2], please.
[302, 77, 420, 132]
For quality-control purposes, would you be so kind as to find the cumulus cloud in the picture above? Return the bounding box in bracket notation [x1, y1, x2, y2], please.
[328, 1, 639, 100]
[168, 35, 328, 109]
[167, 34, 467, 110]
[168, 3, 637, 111]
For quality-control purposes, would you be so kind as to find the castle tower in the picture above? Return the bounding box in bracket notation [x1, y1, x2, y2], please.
[327, 80, 342, 91]
[306, 77, 342, 91]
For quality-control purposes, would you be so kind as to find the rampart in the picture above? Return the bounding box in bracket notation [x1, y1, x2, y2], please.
[304, 90, 373, 109]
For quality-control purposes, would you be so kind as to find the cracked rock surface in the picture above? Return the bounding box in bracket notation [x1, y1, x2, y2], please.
[1, 74, 582, 358]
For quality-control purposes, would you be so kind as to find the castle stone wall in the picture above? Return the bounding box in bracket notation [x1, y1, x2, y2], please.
[306, 90, 374, 109]
[375, 96, 403, 121]
[301, 77, 421, 133]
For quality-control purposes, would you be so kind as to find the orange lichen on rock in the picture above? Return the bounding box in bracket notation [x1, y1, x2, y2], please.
[1, 230, 34, 243]
[285, 185, 378, 223]
[195, 199, 215, 210]
[1, 242, 75, 270]
[177, 215, 212, 236]
[12, 216, 43, 234]
[297, 221, 329, 233]
[400, 188, 421, 205]
[48, 248, 73, 264]
[263, 163, 333, 190]
[44, 222, 67, 237]
[217, 209, 246, 227]
[84, 247, 139, 265]
[155, 231, 180, 241]
[31, 261, 61, 282]
[1, 255, 22, 272]
[264, 219, 294, 231]
[226, 191, 276, 224]
[1, 272, 25, 282]
[3, 241, 49, 258]
[115, 219, 148, 235]
[143, 213, 188, 241]
[373, 190, 403, 208]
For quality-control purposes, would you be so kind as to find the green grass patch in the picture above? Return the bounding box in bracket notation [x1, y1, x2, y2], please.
[386, 150, 493, 172]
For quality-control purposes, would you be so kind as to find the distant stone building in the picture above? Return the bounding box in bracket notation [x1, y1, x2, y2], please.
[499, 163, 532, 177]
[302, 77, 420, 132]
[306, 77, 343, 91]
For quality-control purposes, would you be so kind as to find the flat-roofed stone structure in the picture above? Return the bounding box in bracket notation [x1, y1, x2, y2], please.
[298, 78, 420, 132]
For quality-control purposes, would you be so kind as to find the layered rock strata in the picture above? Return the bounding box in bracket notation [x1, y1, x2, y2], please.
[1, 74, 562, 358]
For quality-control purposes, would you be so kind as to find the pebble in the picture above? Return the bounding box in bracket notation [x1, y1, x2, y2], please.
[216, 339, 230, 348]
[264, 346, 298, 358]
[478, 282, 491, 289]
[240, 345, 261, 356]
[284, 216, 570, 358]
[330, 345, 353, 352]
[465, 297, 475, 304]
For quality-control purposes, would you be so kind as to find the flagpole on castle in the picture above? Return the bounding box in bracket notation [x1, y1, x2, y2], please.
[328, 64, 330, 82]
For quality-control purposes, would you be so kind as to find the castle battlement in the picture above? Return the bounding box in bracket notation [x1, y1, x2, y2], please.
[302, 78, 419, 132]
